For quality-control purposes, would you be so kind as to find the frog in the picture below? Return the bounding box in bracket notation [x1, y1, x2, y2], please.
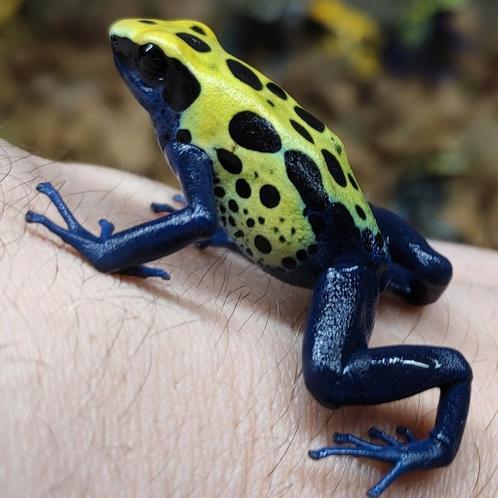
[25, 18, 472, 497]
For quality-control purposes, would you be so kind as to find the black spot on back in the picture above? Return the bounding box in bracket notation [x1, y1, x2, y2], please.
[348, 173, 359, 190]
[162, 58, 201, 112]
[191, 25, 206, 35]
[294, 106, 325, 132]
[356, 205, 366, 219]
[267, 82, 287, 100]
[322, 149, 347, 187]
[296, 249, 307, 261]
[290, 119, 314, 144]
[216, 149, 243, 174]
[259, 184, 281, 208]
[267, 100, 275, 107]
[282, 257, 297, 269]
[236, 178, 251, 198]
[176, 129, 191, 143]
[284, 150, 329, 211]
[139, 20, 156, 24]
[229, 111, 282, 153]
[254, 235, 272, 254]
[247, 218, 255, 227]
[227, 59, 263, 90]
[176, 32, 211, 52]
[228, 199, 239, 212]
[214, 186, 225, 198]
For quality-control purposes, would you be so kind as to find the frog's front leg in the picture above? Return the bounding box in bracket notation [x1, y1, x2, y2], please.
[26, 143, 218, 279]
[150, 198, 236, 252]
[304, 264, 471, 497]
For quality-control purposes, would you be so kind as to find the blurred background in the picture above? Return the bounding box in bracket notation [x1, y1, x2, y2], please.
[1, 0, 497, 249]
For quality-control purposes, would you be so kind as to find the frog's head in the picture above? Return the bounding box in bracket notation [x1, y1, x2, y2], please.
[109, 18, 218, 114]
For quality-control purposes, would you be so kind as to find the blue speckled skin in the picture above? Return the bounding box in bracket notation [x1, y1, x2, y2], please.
[25, 22, 472, 497]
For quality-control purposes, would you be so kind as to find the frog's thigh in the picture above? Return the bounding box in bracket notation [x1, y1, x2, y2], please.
[302, 263, 470, 409]
[302, 263, 374, 408]
[370, 204, 452, 305]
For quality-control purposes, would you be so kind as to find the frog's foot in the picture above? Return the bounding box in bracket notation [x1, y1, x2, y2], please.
[150, 194, 186, 214]
[120, 265, 170, 280]
[308, 426, 451, 497]
[26, 182, 98, 241]
[195, 226, 238, 251]
[26, 182, 169, 279]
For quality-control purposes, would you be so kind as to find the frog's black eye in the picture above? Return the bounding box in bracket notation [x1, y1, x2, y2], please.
[138, 43, 168, 86]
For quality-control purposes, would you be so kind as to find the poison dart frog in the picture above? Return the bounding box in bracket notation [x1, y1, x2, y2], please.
[25, 18, 472, 497]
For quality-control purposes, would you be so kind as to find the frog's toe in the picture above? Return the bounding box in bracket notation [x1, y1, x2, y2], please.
[333, 432, 383, 450]
[98, 219, 115, 238]
[34, 181, 82, 230]
[120, 265, 170, 280]
[26, 210, 47, 225]
[172, 194, 185, 204]
[150, 194, 186, 214]
[151, 202, 177, 213]
[36, 181, 55, 195]
[26, 210, 83, 241]
[368, 426, 403, 446]
[396, 425, 415, 442]
[308, 434, 386, 461]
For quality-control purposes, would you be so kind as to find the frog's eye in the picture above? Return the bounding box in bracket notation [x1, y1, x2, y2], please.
[138, 43, 168, 86]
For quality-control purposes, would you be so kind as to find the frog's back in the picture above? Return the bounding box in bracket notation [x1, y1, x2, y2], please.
[112, 19, 388, 286]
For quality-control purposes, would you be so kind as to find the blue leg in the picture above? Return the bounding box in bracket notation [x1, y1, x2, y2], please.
[304, 264, 471, 497]
[151, 197, 237, 252]
[26, 144, 217, 278]
[371, 204, 453, 305]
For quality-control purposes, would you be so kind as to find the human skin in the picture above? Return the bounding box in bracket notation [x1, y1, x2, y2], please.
[1, 140, 497, 497]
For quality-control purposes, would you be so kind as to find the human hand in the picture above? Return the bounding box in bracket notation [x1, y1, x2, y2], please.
[1, 140, 497, 497]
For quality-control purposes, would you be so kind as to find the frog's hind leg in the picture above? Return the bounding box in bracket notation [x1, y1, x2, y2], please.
[304, 263, 471, 497]
[370, 204, 453, 305]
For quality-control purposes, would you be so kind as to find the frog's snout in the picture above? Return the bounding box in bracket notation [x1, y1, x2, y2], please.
[110, 35, 138, 62]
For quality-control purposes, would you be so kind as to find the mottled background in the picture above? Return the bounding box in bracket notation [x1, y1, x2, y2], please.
[1, 0, 497, 248]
